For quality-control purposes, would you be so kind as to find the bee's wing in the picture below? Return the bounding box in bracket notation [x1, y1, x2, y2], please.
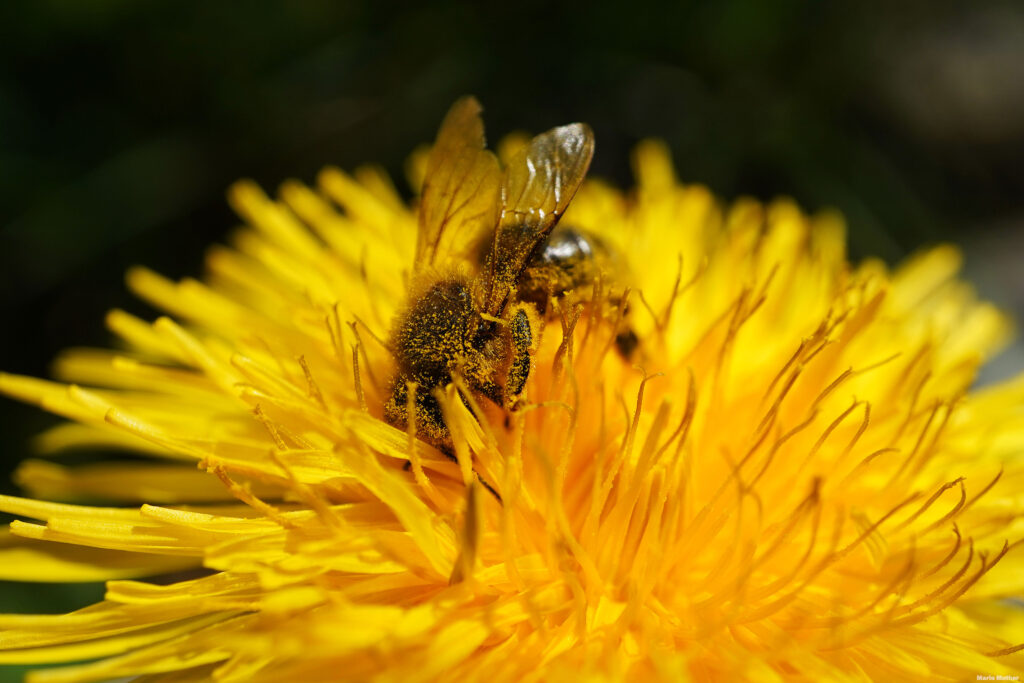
[416, 97, 502, 271]
[482, 122, 595, 314]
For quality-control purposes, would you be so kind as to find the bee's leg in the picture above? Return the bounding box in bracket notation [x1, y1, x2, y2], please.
[469, 379, 504, 408]
[388, 381, 503, 502]
[422, 404, 504, 504]
[475, 473, 502, 503]
[504, 304, 537, 405]
[385, 380, 454, 455]
[383, 379, 408, 429]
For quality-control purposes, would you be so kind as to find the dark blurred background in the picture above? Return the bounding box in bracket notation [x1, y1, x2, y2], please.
[1, 0, 1023, 669]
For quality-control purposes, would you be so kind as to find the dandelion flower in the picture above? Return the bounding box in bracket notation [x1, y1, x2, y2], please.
[1, 100, 1023, 683]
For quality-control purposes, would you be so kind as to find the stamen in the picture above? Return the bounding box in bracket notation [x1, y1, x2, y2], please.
[351, 314, 388, 351]
[748, 478, 822, 575]
[206, 462, 296, 529]
[652, 369, 697, 465]
[920, 524, 963, 578]
[895, 367, 932, 442]
[894, 477, 965, 532]
[889, 541, 1010, 628]
[253, 405, 288, 451]
[764, 339, 810, 401]
[807, 399, 864, 462]
[659, 254, 685, 331]
[632, 400, 671, 485]
[636, 290, 662, 338]
[297, 356, 327, 410]
[252, 404, 314, 450]
[351, 343, 368, 412]
[953, 469, 1004, 519]
[348, 321, 382, 396]
[621, 369, 664, 466]
[325, 304, 346, 364]
[921, 481, 968, 534]
[577, 270, 604, 355]
[266, 449, 341, 529]
[714, 289, 751, 383]
[894, 538, 974, 616]
[831, 493, 923, 563]
[748, 410, 819, 492]
[839, 447, 900, 490]
[889, 401, 943, 484]
[841, 401, 871, 459]
[550, 299, 582, 390]
[813, 545, 918, 628]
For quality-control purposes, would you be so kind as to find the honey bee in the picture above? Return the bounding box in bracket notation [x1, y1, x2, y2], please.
[384, 96, 595, 454]
[474, 224, 639, 357]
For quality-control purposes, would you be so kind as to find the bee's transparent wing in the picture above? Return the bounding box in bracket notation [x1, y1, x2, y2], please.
[416, 96, 502, 271]
[482, 122, 595, 313]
